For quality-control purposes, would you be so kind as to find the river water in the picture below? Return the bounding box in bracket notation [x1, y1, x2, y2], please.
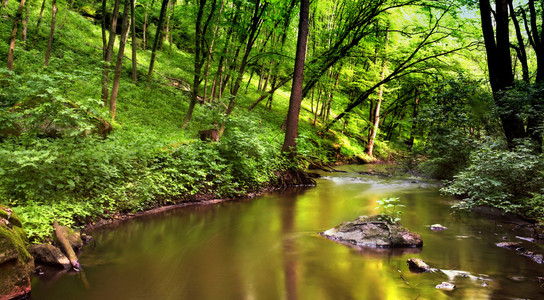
[31, 165, 544, 299]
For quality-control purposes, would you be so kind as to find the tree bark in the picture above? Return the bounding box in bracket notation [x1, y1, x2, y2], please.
[7, 0, 26, 70]
[148, 0, 169, 76]
[281, 0, 309, 155]
[110, 0, 132, 121]
[44, 0, 58, 66]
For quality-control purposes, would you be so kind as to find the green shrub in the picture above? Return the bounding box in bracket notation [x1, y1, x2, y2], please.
[443, 141, 544, 216]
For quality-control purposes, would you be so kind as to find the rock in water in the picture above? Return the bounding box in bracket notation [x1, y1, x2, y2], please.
[0, 205, 34, 300]
[320, 215, 423, 248]
[407, 258, 431, 272]
[430, 224, 447, 231]
[436, 282, 456, 291]
[29, 244, 71, 269]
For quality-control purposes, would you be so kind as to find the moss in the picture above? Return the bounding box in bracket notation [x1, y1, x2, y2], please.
[0, 205, 23, 228]
[0, 226, 32, 263]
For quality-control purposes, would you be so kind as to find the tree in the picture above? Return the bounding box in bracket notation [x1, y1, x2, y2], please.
[110, 0, 132, 120]
[131, 0, 138, 82]
[148, 0, 169, 76]
[479, 0, 525, 149]
[281, 0, 310, 155]
[101, 0, 121, 105]
[44, 0, 58, 66]
[6, 0, 26, 70]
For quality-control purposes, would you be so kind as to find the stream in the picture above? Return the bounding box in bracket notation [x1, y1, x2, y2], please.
[31, 165, 544, 299]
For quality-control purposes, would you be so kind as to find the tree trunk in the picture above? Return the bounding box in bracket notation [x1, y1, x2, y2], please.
[281, 0, 309, 156]
[22, 0, 30, 42]
[44, 0, 58, 66]
[131, 0, 137, 82]
[182, 0, 207, 128]
[101, 0, 121, 106]
[203, 0, 225, 101]
[59, 0, 75, 29]
[480, 0, 525, 149]
[31, 0, 46, 48]
[407, 89, 419, 151]
[148, 0, 169, 76]
[365, 29, 389, 156]
[219, 0, 268, 136]
[110, 0, 132, 121]
[7, 0, 26, 70]
[101, 0, 107, 56]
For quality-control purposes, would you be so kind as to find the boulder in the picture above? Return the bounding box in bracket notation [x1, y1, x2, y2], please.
[320, 215, 423, 248]
[29, 244, 71, 269]
[407, 258, 431, 272]
[0, 207, 34, 300]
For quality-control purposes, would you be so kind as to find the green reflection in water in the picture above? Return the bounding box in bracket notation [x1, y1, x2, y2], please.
[31, 165, 544, 299]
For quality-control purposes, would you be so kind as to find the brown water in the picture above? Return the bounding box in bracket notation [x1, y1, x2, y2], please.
[31, 165, 544, 299]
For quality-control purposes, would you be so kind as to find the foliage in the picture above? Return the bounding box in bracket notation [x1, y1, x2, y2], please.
[375, 197, 404, 224]
[443, 141, 544, 216]
[416, 76, 496, 179]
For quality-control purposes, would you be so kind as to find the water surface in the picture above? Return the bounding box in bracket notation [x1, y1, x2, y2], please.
[32, 165, 544, 299]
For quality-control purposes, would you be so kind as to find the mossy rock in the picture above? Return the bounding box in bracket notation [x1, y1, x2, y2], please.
[0, 209, 34, 300]
[0, 205, 23, 228]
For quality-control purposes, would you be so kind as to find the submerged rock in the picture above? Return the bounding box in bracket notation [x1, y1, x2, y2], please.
[496, 241, 543, 264]
[0, 205, 34, 300]
[407, 258, 431, 272]
[320, 215, 423, 248]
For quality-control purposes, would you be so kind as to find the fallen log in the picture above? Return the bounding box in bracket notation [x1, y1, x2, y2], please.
[53, 220, 81, 271]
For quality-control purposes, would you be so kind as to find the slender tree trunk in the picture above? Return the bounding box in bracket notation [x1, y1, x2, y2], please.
[142, 0, 151, 50]
[22, 0, 30, 42]
[110, 0, 132, 121]
[281, 0, 309, 155]
[101, 0, 107, 56]
[59, 0, 75, 29]
[219, 0, 267, 136]
[407, 89, 419, 151]
[182, 0, 207, 128]
[31, 0, 46, 48]
[365, 29, 389, 156]
[131, 0, 137, 82]
[102, 0, 121, 106]
[203, 0, 225, 101]
[148, 0, 169, 76]
[7, 0, 26, 70]
[44, 0, 58, 66]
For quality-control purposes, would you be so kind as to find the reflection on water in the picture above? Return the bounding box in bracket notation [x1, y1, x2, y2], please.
[31, 165, 544, 299]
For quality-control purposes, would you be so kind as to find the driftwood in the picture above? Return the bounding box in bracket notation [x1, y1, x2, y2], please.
[53, 220, 81, 271]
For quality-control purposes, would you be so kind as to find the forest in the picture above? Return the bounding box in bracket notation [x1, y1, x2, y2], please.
[0, 0, 543, 244]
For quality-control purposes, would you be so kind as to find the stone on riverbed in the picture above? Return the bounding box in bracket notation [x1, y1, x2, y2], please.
[320, 215, 423, 248]
[407, 258, 431, 272]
